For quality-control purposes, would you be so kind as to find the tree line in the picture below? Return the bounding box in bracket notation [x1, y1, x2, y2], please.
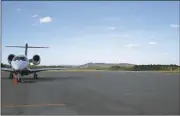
[110, 64, 180, 71]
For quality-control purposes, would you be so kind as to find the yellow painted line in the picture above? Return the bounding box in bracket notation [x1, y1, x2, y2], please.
[3, 103, 65, 108]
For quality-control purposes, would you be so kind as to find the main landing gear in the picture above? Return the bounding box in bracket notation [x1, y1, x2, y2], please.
[9, 73, 13, 79]
[33, 73, 38, 79]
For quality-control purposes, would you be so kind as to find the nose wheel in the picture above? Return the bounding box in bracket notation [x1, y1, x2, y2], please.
[13, 74, 22, 83]
[16, 77, 22, 82]
[34, 73, 38, 79]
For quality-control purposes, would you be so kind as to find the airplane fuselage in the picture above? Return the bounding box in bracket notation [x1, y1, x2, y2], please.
[11, 54, 30, 75]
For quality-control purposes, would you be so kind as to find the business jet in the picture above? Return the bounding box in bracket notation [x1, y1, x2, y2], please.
[1, 43, 67, 83]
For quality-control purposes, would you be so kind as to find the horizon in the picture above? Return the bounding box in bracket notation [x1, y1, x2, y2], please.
[2, 1, 179, 65]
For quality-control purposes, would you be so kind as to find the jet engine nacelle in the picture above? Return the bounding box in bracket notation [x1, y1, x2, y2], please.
[8, 54, 15, 64]
[32, 55, 41, 65]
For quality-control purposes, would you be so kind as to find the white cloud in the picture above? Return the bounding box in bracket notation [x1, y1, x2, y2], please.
[170, 24, 179, 28]
[39, 16, 52, 23]
[124, 44, 141, 48]
[149, 41, 158, 45]
[106, 27, 116, 30]
[16, 8, 21, 12]
[32, 23, 36, 26]
[32, 14, 39, 18]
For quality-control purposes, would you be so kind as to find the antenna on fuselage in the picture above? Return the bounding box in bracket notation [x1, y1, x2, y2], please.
[5, 43, 49, 56]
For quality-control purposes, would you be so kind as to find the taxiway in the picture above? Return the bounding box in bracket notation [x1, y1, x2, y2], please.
[1, 71, 179, 115]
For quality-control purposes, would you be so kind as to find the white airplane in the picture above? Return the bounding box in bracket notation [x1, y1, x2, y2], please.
[1, 43, 67, 83]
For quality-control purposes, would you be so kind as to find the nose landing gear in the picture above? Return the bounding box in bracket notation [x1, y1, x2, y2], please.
[13, 74, 22, 83]
[16, 77, 22, 82]
[33, 73, 38, 79]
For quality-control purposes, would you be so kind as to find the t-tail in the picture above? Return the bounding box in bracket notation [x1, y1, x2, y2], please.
[5, 43, 49, 56]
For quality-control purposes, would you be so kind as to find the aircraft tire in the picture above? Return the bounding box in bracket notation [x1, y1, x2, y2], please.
[17, 78, 21, 82]
[34, 73, 38, 79]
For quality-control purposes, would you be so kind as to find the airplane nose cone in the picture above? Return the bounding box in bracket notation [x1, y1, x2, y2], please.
[13, 65, 19, 70]
[13, 65, 21, 70]
[12, 61, 28, 71]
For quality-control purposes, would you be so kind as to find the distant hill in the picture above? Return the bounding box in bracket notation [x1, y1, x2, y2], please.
[79, 62, 134, 68]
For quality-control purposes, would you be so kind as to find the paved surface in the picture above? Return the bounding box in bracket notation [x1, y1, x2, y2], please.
[1, 71, 180, 115]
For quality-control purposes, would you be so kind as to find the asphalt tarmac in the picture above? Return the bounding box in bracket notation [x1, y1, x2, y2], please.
[1, 71, 179, 115]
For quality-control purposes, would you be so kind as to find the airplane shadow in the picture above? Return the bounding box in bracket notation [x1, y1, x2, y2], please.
[2, 76, 84, 84]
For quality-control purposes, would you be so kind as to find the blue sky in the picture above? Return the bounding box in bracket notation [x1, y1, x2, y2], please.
[2, 1, 179, 65]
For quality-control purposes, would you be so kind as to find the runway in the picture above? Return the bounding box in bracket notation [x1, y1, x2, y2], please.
[1, 71, 179, 115]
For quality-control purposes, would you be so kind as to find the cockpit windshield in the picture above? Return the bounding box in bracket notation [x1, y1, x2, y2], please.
[13, 56, 27, 61]
[13, 57, 19, 61]
[20, 57, 26, 61]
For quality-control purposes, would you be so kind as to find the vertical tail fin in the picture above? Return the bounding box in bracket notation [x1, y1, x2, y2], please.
[5, 43, 49, 56]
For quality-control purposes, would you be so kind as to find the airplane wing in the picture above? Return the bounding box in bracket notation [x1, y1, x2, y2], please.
[1, 68, 14, 72]
[29, 68, 68, 73]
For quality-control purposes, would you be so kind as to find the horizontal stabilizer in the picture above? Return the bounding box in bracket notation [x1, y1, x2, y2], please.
[27, 46, 49, 48]
[5, 46, 25, 48]
[5, 43, 49, 56]
[5, 46, 49, 48]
